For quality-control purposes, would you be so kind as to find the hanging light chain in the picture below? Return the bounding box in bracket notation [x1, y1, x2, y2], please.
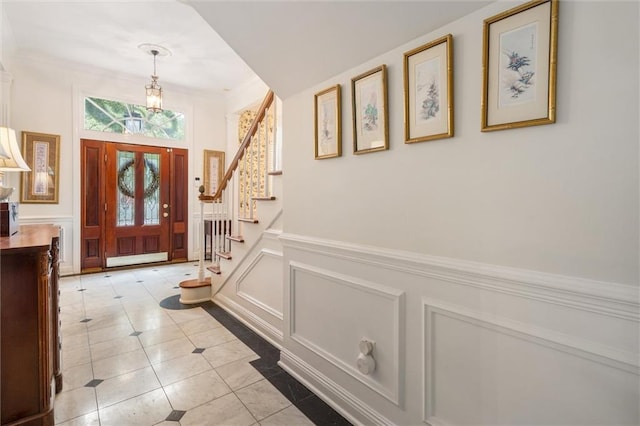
[151, 49, 159, 77]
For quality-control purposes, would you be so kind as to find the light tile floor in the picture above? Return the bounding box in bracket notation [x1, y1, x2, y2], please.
[55, 262, 316, 426]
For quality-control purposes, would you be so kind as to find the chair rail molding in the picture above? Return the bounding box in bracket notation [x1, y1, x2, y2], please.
[279, 233, 639, 321]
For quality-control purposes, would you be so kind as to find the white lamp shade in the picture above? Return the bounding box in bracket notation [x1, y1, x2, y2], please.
[0, 127, 31, 171]
[0, 129, 9, 159]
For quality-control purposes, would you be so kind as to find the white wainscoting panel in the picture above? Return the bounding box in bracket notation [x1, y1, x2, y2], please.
[280, 234, 639, 425]
[423, 300, 640, 426]
[236, 248, 283, 320]
[289, 261, 405, 406]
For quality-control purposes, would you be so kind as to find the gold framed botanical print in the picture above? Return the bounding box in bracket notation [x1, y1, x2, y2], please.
[404, 34, 454, 143]
[352, 65, 389, 154]
[481, 0, 558, 131]
[314, 84, 342, 159]
[20, 131, 60, 204]
[203, 149, 225, 196]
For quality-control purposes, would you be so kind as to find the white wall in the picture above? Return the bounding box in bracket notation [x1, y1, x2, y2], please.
[0, 1, 16, 124]
[7, 55, 227, 274]
[279, 1, 639, 425]
[283, 0, 638, 287]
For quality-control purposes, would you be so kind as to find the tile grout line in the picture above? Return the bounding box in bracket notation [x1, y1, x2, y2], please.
[123, 279, 178, 423]
[83, 276, 102, 426]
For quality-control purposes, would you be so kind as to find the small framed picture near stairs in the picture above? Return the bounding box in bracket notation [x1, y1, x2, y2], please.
[203, 149, 225, 195]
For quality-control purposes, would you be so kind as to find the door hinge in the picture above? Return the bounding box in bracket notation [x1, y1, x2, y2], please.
[104, 203, 107, 212]
[104, 154, 107, 163]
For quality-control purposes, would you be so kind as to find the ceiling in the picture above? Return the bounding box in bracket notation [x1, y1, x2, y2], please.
[3, 1, 492, 99]
[190, 1, 493, 98]
[2, 0, 258, 94]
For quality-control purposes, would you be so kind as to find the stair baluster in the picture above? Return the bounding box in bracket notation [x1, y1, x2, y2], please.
[257, 119, 262, 202]
[223, 187, 230, 251]
[272, 100, 279, 172]
[242, 145, 248, 219]
[263, 106, 270, 197]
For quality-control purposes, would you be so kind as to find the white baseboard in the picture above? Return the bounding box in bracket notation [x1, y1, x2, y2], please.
[213, 292, 283, 349]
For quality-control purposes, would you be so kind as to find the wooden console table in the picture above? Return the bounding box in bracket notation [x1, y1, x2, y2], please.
[1, 224, 61, 425]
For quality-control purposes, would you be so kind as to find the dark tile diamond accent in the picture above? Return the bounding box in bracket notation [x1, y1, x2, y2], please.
[166, 410, 186, 422]
[185, 273, 191, 276]
[173, 286, 180, 289]
[104, 275, 111, 278]
[84, 379, 103, 388]
[136, 280, 144, 283]
[114, 295, 123, 299]
[80, 318, 92, 323]
[77, 288, 86, 292]
[192, 348, 205, 354]
[130, 331, 143, 337]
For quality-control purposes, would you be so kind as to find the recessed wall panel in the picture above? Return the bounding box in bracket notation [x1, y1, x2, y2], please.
[290, 262, 404, 405]
[237, 249, 283, 318]
[423, 302, 640, 425]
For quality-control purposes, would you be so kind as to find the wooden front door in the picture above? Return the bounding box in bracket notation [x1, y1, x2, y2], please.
[104, 143, 170, 267]
[81, 139, 188, 272]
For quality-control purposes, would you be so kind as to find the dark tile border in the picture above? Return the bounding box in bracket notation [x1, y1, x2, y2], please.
[200, 302, 352, 426]
[157, 294, 352, 425]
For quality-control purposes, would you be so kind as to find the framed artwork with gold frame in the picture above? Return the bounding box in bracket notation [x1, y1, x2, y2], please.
[314, 84, 342, 160]
[203, 149, 225, 196]
[20, 131, 60, 204]
[352, 64, 389, 154]
[481, 0, 558, 131]
[404, 34, 454, 143]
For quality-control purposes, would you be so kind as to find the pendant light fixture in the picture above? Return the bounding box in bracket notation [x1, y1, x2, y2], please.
[145, 49, 163, 113]
[140, 44, 170, 113]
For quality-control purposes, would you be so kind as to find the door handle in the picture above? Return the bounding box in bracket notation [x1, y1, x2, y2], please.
[163, 204, 169, 209]
[163, 212, 169, 218]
